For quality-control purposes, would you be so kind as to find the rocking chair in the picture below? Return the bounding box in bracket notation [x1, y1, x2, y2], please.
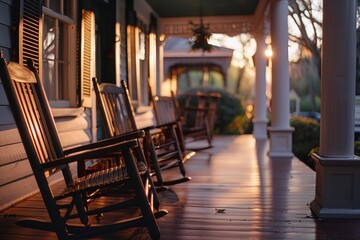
[93, 78, 191, 187]
[176, 92, 220, 150]
[0, 54, 167, 239]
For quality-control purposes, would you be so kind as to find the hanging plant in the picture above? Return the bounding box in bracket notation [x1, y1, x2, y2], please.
[189, 20, 213, 52]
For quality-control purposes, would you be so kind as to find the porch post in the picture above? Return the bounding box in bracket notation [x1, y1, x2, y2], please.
[268, 0, 293, 157]
[157, 36, 165, 95]
[253, 22, 268, 140]
[310, 0, 359, 218]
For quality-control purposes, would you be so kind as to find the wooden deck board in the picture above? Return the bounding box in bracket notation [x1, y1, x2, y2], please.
[2, 135, 360, 239]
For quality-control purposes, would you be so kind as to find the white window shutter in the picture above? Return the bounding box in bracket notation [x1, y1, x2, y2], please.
[80, 9, 95, 108]
[19, 0, 41, 70]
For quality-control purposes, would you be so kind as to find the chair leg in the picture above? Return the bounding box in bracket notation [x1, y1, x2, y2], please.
[122, 147, 161, 240]
[170, 126, 186, 177]
[175, 121, 186, 153]
[145, 129, 166, 186]
[132, 144, 163, 211]
[205, 120, 212, 147]
[20, 173, 75, 239]
[145, 128, 191, 187]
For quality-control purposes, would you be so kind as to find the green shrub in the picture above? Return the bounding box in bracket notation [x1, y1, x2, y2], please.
[355, 141, 360, 156]
[177, 87, 245, 134]
[307, 141, 360, 170]
[291, 116, 320, 170]
[299, 96, 321, 112]
[227, 108, 253, 134]
[309, 141, 360, 167]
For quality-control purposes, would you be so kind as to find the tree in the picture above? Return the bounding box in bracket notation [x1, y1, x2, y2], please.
[288, 0, 322, 111]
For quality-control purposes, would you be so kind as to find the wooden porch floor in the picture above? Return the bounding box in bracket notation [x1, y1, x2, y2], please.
[2, 135, 360, 239]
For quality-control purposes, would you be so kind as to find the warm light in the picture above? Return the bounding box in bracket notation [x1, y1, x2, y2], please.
[265, 45, 273, 58]
[159, 34, 165, 42]
[265, 35, 271, 45]
[246, 104, 253, 118]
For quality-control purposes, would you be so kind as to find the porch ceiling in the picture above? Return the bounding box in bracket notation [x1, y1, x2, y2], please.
[146, 0, 268, 37]
[145, 0, 259, 18]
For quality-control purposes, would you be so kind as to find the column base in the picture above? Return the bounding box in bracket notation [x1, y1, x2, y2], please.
[311, 153, 360, 218]
[253, 119, 268, 140]
[268, 127, 294, 158]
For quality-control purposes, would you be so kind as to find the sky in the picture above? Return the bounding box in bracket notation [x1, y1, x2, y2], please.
[207, 0, 323, 66]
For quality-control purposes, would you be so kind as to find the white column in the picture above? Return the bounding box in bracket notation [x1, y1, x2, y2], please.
[320, 2, 355, 157]
[310, 0, 359, 218]
[253, 23, 268, 140]
[268, 0, 293, 157]
[157, 36, 165, 95]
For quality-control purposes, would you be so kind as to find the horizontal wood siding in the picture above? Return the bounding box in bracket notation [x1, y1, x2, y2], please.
[0, 0, 18, 211]
[0, 25, 11, 48]
[0, 157, 32, 187]
[0, 0, 93, 211]
[0, 106, 14, 125]
[0, 0, 13, 60]
[55, 108, 92, 148]
[0, 106, 93, 211]
[0, 3, 12, 47]
[1, 75, 92, 212]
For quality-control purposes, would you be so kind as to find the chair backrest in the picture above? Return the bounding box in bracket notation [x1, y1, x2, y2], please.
[152, 95, 178, 126]
[0, 56, 72, 182]
[170, 91, 182, 120]
[93, 78, 137, 137]
[179, 92, 220, 128]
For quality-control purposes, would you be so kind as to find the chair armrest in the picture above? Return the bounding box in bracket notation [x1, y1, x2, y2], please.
[63, 131, 144, 155]
[154, 121, 178, 128]
[179, 106, 210, 112]
[137, 124, 155, 131]
[42, 139, 138, 170]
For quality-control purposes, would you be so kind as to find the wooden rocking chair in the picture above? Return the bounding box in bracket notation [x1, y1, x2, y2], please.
[150, 94, 195, 167]
[176, 92, 220, 150]
[0, 54, 167, 239]
[93, 78, 191, 187]
[147, 94, 193, 185]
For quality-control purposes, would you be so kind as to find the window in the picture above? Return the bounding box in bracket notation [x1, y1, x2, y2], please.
[42, 0, 76, 104]
[127, 19, 149, 107]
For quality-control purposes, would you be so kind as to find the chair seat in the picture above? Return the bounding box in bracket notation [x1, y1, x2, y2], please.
[183, 126, 206, 132]
[58, 162, 148, 199]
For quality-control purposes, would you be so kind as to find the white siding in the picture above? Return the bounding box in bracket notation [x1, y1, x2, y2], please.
[0, 0, 12, 59]
[0, 1, 93, 211]
[0, 106, 92, 211]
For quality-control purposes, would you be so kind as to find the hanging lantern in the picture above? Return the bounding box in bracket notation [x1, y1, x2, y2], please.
[189, 19, 213, 52]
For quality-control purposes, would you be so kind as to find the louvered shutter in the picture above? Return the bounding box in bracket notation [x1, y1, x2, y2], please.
[80, 9, 95, 108]
[19, 0, 41, 70]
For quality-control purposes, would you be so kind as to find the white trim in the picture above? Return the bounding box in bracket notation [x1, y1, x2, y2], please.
[134, 0, 154, 24]
[164, 50, 233, 58]
[42, 7, 75, 24]
[51, 107, 85, 118]
[158, 15, 255, 37]
[49, 100, 70, 108]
